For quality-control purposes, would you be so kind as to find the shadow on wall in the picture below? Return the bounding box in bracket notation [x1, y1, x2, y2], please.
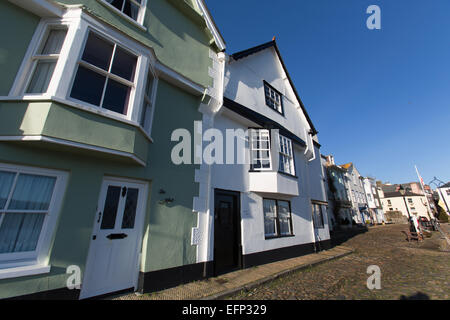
[329, 226, 369, 247]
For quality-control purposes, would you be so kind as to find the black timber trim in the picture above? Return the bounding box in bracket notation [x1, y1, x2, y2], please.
[223, 97, 306, 147]
[313, 140, 321, 149]
[4, 288, 81, 300]
[242, 239, 331, 268]
[231, 40, 318, 135]
[138, 261, 215, 294]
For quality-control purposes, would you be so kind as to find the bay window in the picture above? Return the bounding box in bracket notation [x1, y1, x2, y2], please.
[0, 163, 67, 270]
[278, 135, 295, 176]
[250, 129, 271, 171]
[10, 12, 158, 136]
[263, 199, 293, 238]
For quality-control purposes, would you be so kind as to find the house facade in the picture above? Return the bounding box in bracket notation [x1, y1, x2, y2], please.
[191, 40, 331, 275]
[362, 177, 384, 224]
[340, 163, 368, 224]
[322, 155, 352, 230]
[381, 192, 430, 220]
[437, 183, 450, 215]
[0, 0, 225, 299]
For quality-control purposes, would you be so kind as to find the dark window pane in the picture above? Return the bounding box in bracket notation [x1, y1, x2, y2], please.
[70, 66, 106, 106]
[102, 79, 131, 114]
[111, 47, 137, 81]
[101, 186, 121, 230]
[82, 32, 114, 70]
[0, 171, 16, 209]
[122, 188, 138, 229]
[109, 0, 124, 11]
[123, 0, 140, 20]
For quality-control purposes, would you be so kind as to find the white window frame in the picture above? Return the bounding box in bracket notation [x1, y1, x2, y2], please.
[8, 9, 158, 139]
[99, 0, 148, 27]
[263, 198, 293, 238]
[0, 163, 68, 272]
[278, 134, 295, 176]
[250, 129, 272, 171]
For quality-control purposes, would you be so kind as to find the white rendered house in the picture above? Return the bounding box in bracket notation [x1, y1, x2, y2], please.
[194, 40, 331, 274]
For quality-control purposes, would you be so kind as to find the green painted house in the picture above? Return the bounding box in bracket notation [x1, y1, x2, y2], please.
[0, 0, 225, 299]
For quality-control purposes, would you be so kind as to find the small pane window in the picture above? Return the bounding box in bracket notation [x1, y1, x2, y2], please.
[264, 82, 283, 114]
[250, 129, 271, 171]
[278, 135, 295, 175]
[139, 71, 156, 134]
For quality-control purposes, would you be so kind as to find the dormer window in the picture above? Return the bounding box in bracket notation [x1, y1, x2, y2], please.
[263, 81, 283, 114]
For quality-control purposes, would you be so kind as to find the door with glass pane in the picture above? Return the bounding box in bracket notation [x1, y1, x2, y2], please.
[80, 178, 147, 299]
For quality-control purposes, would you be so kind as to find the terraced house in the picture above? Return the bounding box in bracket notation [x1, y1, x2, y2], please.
[0, 0, 225, 299]
[194, 40, 331, 276]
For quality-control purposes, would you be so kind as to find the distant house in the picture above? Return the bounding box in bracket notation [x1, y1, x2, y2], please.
[322, 155, 352, 229]
[362, 177, 385, 224]
[340, 163, 369, 224]
[381, 191, 430, 220]
[437, 182, 450, 215]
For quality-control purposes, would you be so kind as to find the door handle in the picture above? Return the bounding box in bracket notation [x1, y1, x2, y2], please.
[106, 233, 128, 240]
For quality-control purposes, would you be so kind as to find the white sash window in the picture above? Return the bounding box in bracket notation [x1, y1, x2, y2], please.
[250, 129, 271, 171]
[0, 164, 67, 270]
[278, 135, 295, 176]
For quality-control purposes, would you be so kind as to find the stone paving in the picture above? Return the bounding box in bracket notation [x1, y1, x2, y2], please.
[110, 245, 353, 300]
[229, 223, 450, 300]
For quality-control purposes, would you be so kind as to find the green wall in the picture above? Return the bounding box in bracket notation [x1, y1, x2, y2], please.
[0, 79, 201, 299]
[0, 0, 214, 299]
[0, 2, 40, 95]
[56, 0, 214, 88]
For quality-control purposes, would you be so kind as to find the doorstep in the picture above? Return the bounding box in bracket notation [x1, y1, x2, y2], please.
[109, 245, 354, 300]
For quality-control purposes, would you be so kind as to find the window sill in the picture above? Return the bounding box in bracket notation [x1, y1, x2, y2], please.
[0, 264, 51, 280]
[277, 171, 298, 179]
[265, 234, 295, 240]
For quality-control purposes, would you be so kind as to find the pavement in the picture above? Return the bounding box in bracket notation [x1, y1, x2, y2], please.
[110, 244, 354, 300]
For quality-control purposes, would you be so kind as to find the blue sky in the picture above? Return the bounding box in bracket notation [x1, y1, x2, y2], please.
[206, 0, 450, 186]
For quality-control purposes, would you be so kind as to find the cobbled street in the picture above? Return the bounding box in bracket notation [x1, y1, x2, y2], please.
[229, 224, 450, 300]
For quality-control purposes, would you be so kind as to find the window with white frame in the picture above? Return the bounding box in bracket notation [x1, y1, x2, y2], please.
[264, 81, 283, 114]
[250, 129, 271, 171]
[139, 70, 157, 134]
[278, 135, 295, 175]
[0, 164, 67, 268]
[24, 27, 68, 94]
[102, 0, 147, 23]
[263, 199, 293, 238]
[312, 203, 324, 229]
[12, 14, 158, 132]
[70, 31, 138, 115]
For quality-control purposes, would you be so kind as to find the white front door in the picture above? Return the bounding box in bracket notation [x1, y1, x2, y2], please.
[80, 177, 148, 299]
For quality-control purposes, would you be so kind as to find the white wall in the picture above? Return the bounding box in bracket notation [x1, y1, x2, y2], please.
[381, 195, 429, 219]
[437, 187, 450, 214]
[205, 112, 329, 258]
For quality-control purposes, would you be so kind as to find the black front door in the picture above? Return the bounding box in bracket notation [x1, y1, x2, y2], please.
[214, 190, 241, 275]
